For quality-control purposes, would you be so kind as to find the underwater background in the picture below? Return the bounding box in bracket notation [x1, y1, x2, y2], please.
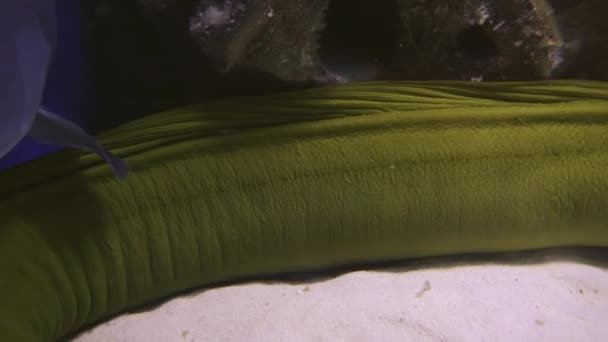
[3, 0, 608, 170]
[1, 1, 607, 341]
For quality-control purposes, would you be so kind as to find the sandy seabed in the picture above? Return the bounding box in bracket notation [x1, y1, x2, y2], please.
[75, 249, 608, 342]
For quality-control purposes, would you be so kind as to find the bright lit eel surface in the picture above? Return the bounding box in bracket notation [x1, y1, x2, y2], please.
[0, 80, 607, 341]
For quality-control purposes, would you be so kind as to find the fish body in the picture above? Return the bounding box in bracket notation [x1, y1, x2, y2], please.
[0, 0, 55, 158]
[0, 0, 127, 179]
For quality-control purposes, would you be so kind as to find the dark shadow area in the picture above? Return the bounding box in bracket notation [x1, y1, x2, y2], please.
[319, 0, 401, 81]
[551, 0, 608, 80]
[263, 246, 608, 285]
[120, 246, 608, 314]
[83, 0, 308, 134]
[456, 25, 499, 62]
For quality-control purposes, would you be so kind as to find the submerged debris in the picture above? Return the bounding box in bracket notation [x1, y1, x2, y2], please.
[416, 280, 432, 298]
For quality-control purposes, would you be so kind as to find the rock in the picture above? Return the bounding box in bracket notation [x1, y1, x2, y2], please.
[394, 0, 565, 80]
[189, 0, 333, 83]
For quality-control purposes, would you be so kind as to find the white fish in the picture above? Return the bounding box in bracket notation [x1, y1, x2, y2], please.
[0, 0, 127, 180]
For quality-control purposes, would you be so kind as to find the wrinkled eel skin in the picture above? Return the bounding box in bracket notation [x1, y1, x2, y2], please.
[1, 80, 607, 341]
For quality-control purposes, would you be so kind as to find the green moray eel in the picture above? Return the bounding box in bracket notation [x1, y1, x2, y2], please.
[1, 80, 607, 341]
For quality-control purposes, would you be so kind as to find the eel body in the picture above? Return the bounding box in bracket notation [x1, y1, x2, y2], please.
[0, 81, 607, 341]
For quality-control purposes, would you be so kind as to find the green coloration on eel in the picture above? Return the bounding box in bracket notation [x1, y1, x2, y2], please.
[1, 80, 607, 341]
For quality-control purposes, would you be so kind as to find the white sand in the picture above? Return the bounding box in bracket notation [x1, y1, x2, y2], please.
[75, 250, 608, 342]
